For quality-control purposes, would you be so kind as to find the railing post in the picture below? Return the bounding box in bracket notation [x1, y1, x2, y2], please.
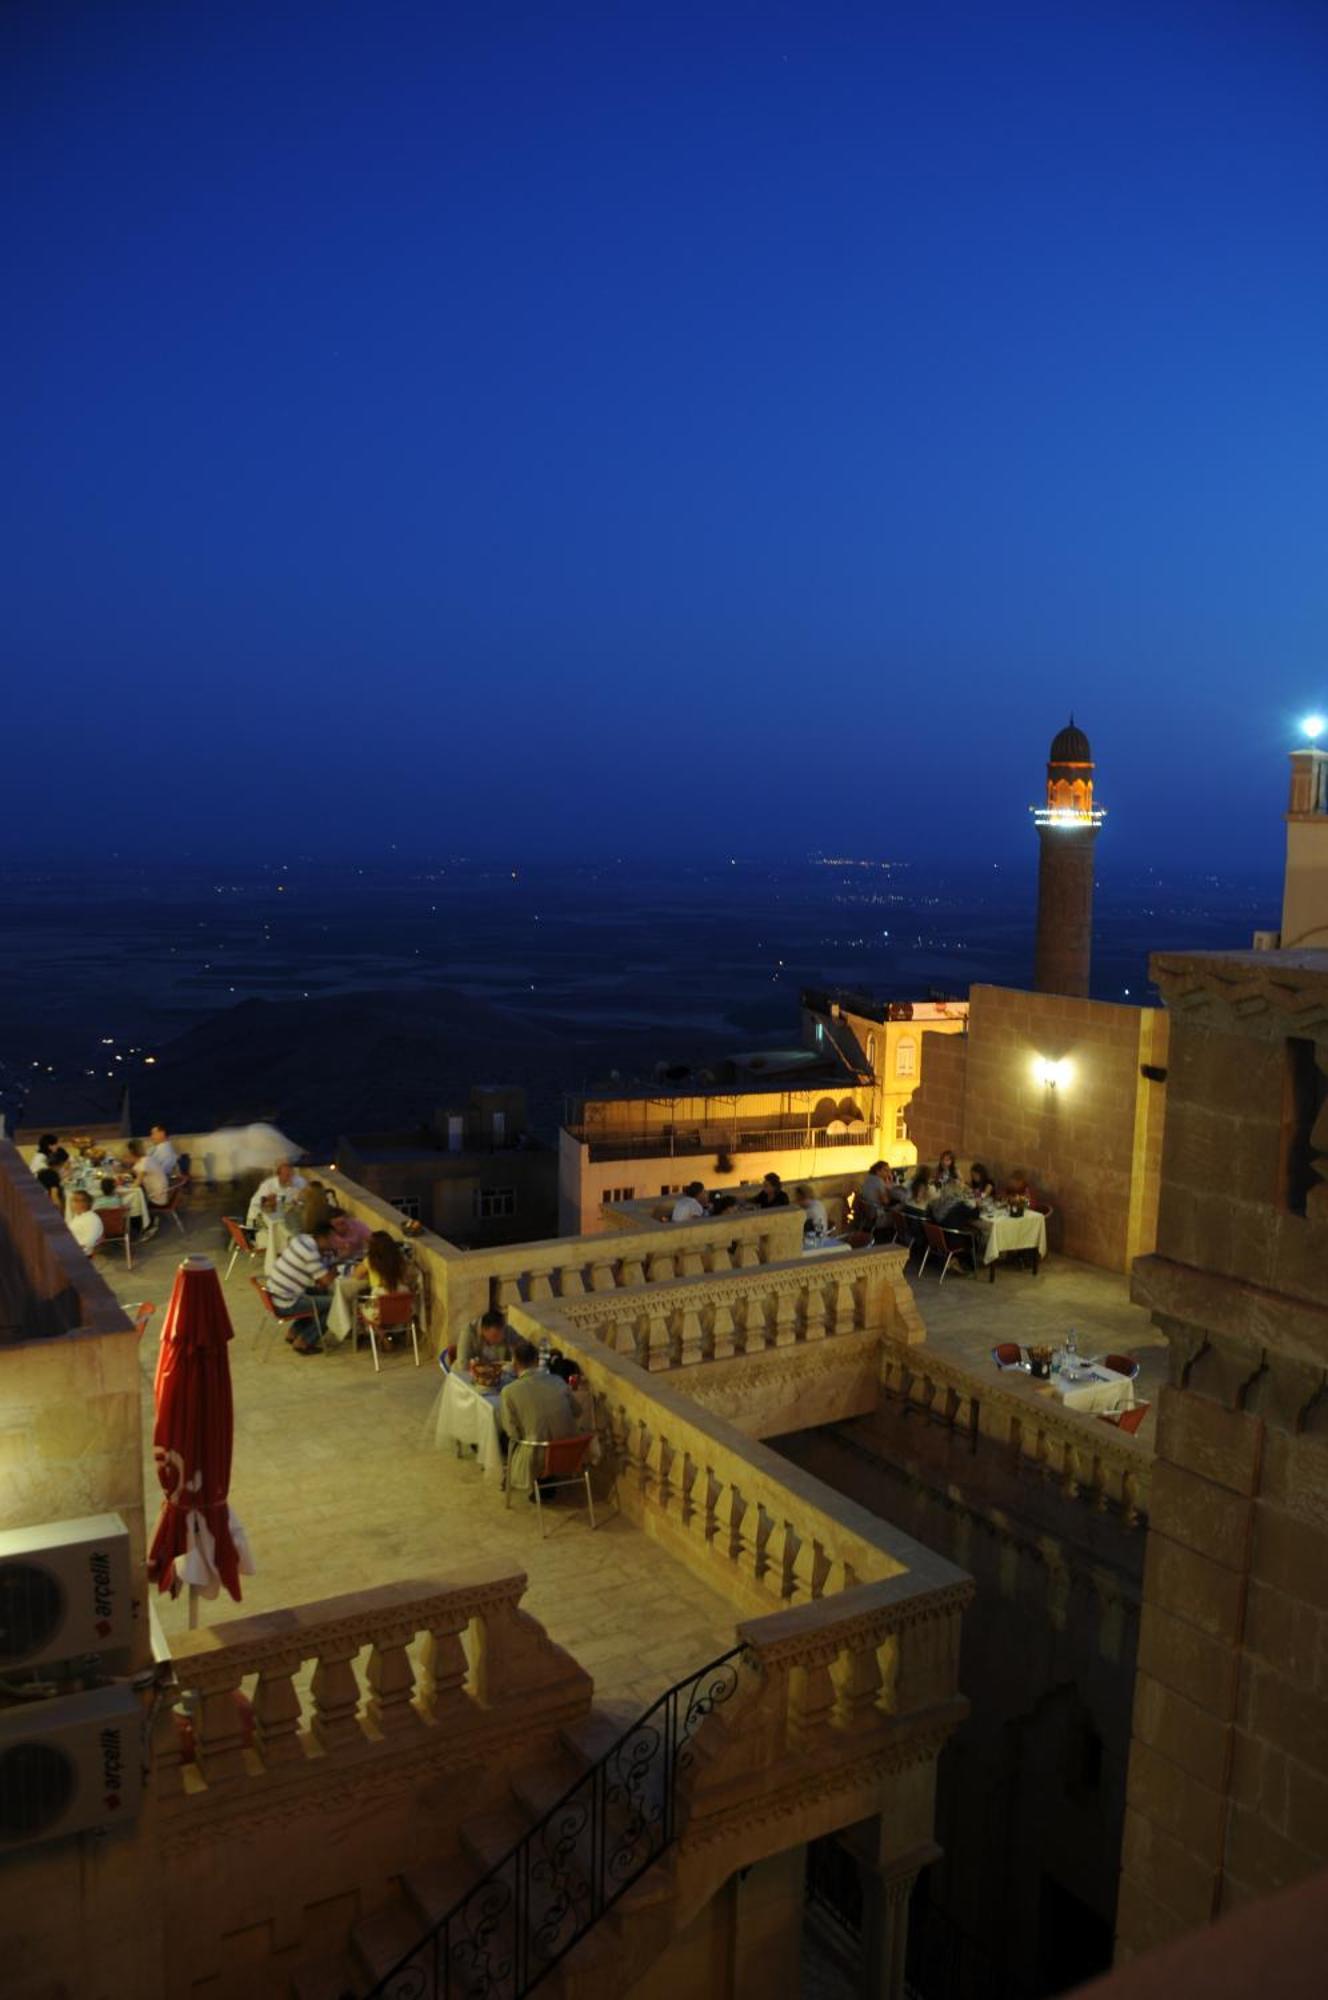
[310, 1641, 366, 1753]
[419, 1608, 471, 1722]
[251, 1651, 304, 1767]
[366, 1621, 425, 1738]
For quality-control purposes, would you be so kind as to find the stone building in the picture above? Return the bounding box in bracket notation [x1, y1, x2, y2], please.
[560, 990, 967, 1233]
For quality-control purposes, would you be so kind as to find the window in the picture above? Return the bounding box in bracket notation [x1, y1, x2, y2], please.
[815, 1022, 825, 1045]
[866, 1033, 877, 1071]
[390, 1196, 420, 1220]
[1281, 1037, 1328, 1216]
[894, 1106, 908, 1142]
[896, 1036, 917, 1077]
[474, 1187, 516, 1220]
[603, 1186, 636, 1205]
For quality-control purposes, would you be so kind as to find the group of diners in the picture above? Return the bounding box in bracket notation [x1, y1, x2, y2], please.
[447, 1307, 593, 1498]
[663, 1152, 1045, 1262]
[251, 1170, 419, 1357]
[31, 1125, 184, 1256]
[669, 1170, 827, 1229]
[855, 1153, 1047, 1252]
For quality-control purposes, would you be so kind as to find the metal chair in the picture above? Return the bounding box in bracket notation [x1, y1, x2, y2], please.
[151, 1181, 190, 1236]
[93, 1203, 132, 1270]
[249, 1276, 318, 1359]
[505, 1433, 598, 1536]
[130, 1301, 157, 1342]
[221, 1215, 260, 1280]
[353, 1289, 420, 1372]
[1101, 1352, 1141, 1380]
[1099, 1401, 1150, 1435]
[991, 1342, 1025, 1370]
[919, 1220, 978, 1282]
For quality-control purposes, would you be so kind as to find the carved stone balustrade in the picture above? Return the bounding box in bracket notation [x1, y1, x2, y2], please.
[877, 1339, 1152, 1527]
[158, 1561, 591, 1809]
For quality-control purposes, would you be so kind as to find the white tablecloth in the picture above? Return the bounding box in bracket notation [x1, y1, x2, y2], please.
[66, 1185, 149, 1230]
[802, 1237, 851, 1258]
[1056, 1364, 1134, 1415]
[980, 1209, 1047, 1266]
[432, 1371, 505, 1484]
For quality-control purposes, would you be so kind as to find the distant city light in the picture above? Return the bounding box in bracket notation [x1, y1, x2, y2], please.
[1302, 714, 1326, 741]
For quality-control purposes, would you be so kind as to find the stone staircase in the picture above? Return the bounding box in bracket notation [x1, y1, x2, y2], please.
[290, 1691, 721, 2000]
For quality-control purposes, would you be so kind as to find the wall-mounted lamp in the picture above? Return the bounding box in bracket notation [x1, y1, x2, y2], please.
[1034, 1056, 1071, 1090]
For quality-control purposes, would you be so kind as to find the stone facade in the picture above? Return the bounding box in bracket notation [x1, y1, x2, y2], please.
[1119, 950, 1328, 1959]
[906, 984, 1168, 1273]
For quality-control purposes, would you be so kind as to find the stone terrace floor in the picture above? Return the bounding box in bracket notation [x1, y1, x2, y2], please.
[904, 1247, 1168, 1443]
[105, 1199, 738, 1721]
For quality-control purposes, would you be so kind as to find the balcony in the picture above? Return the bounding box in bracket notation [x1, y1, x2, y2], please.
[565, 1118, 876, 1164]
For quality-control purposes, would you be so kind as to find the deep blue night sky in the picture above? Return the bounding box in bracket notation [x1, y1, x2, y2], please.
[6, 1, 1327, 869]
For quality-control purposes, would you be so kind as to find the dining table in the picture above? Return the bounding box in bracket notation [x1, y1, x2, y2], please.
[1052, 1361, 1135, 1415]
[977, 1205, 1047, 1280]
[431, 1368, 507, 1484]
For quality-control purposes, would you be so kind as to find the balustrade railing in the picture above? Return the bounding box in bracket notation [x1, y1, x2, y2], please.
[554, 1249, 900, 1371]
[878, 1341, 1151, 1526]
[154, 1564, 589, 1802]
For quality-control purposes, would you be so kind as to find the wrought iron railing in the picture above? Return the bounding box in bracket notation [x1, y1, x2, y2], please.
[362, 1646, 748, 1999]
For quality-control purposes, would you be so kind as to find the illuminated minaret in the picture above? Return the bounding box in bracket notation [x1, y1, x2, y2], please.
[1032, 718, 1105, 997]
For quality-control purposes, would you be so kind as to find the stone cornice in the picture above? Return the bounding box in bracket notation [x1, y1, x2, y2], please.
[556, 1250, 897, 1326]
[1148, 951, 1328, 1039]
[1132, 1252, 1328, 1375]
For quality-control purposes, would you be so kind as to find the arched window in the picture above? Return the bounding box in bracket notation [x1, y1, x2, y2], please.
[896, 1036, 917, 1078]
[866, 1034, 877, 1071]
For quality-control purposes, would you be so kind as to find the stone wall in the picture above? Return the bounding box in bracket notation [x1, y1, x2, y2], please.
[905, 986, 1168, 1273]
[1118, 951, 1328, 1963]
[779, 1382, 1144, 1999]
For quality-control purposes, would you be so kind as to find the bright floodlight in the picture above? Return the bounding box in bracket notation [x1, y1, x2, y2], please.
[1302, 713, 1326, 741]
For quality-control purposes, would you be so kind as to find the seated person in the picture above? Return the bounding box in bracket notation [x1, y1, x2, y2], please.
[1004, 1169, 1046, 1211]
[299, 1181, 335, 1235]
[795, 1184, 829, 1239]
[929, 1180, 982, 1235]
[93, 1176, 125, 1212]
[903, 1171, 934, 1213]
[30, 1134, 60, 1177]
[967, 1161, 996, 1201]
[671, 1181, 707, 1222]
[934, 1149, 961, 1187]
[329, 1210, 373, 1261]
[66, 1190, 105, 1256]
[456, 1307, 515, 1375]
[35, 1167, 63, 1208]
[499, 1339, 580, 1492]
[752, 1172, 789, 1209]
[145, 1124, 179, 1179]
[246, 1159, 307, 1229]
[267, 1221, 340, 1351]
[126, 1138, 170, 1209]
[855, 1160, 900, 1233]
[548, 1351, 595, 1432]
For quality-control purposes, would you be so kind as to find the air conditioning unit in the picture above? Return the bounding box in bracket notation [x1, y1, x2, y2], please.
[0, 1683, 142, 1852]
[0, 1515, 133, 1671]
[1252, 929, 1281, 952]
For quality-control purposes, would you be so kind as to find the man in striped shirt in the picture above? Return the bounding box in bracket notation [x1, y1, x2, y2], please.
[268, 1221, 339, 1350]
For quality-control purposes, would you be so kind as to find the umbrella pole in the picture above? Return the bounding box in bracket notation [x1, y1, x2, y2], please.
[188, 1584, 200, 1630]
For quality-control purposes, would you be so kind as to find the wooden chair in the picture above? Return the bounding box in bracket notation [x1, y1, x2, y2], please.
[505, 1433, 598, 1536]
[249, 1276, 318, 1359]
[354, 1289, 420, 1372]
[919, 1220, 978, 1283]
[221, 1215, 260, 1281]
[991, 1342, 1025, 1370]
[94, 1203, 132, 1270]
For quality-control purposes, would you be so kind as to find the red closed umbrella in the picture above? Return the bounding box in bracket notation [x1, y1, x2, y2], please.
[147, 1255, 253, 1616]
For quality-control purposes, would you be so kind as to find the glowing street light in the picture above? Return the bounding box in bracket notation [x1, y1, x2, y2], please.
[1301, 714, 1326, 742]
